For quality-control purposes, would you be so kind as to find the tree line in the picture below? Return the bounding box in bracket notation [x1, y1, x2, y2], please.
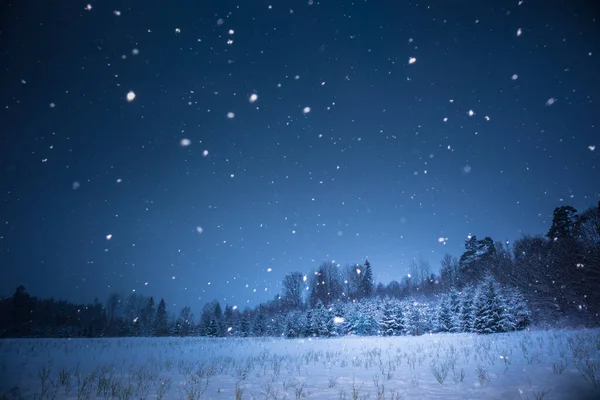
[1, 201, 598, 338]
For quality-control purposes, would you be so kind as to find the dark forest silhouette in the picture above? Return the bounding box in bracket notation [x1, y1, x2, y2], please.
[1, 201, 598, 338]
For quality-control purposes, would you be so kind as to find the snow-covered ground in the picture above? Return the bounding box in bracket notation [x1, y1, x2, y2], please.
[1, 329, 599, 399]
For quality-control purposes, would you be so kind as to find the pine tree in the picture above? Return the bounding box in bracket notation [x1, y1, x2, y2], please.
[344, 301, 378, 336]
[361, 260, 374, 299]
[213, 302, 223, 337]
[503, 287, 531, 331]
[547, 205, 578, 240]
[239, 312, 250, 337]
[436, 294, 453, 333]
[380, 299, 403, 336]
[142, 297, 156, 336]
[285, 310, 302, 338]
[472, 276, 510, 334]
[252, 312, 267, 336]
[447, 287, 462, 332]
[311, 300, 332, 337]
[155, 298, 168, 336]
[459, 286, 476, 332]
[402, 300, 432, 336]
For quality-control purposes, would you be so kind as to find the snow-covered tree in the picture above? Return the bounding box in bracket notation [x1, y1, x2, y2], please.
[402, 300, 431, 336]
[473, 275, 510, 334]
[436, 294, 453, 333]
[459, 285, 476, 332]
[447, 287, 462, 332]
[310, 300, 335, 337]
[252, 312, 267, 336]
[503, 287, 531, 331]
[345, 300, 379, 336]
[380, 299, 403, 336]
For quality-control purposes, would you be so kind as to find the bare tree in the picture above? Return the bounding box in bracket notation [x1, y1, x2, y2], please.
[408, 258, 430, 284]
[308, 261, 343, 307]
[342, 264, 362, 300]
[281, 272, 305, 310]
[439, 254, 459, 290]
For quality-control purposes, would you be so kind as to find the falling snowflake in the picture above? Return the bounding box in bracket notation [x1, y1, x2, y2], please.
[126, 91, 136, 102]
[106, 234, 113, 240]
[113, 10, 121, 16]
[516, 28, 522, 37]
[589, 145, 596, 151]
[467, 109, 475, 117]
[203, 150, 209, 156]
[545, 98, 556, 106]
[303, 106, 311, 114]
[249, 93, 258, 103]
[227, 112, 235, 119]
[196, 226, 204, 233]
[180, 138, 191, 147]
[512, 74, 518, 80]
[408, 57, 417, 64]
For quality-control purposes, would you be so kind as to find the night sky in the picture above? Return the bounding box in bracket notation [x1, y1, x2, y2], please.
[1, 0, 599, 311]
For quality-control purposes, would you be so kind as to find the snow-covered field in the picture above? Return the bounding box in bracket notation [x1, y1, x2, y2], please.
[1, 329, 599, 400]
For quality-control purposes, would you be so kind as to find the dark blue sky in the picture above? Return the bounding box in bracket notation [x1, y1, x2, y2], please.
[1, 0, 599, 311]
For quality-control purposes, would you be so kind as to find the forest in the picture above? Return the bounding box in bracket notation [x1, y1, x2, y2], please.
[1, 201, 598, 339]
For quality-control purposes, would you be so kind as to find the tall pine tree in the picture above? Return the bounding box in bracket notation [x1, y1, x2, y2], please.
[361, 260, 374, 299]
[155, 298, 168, 336]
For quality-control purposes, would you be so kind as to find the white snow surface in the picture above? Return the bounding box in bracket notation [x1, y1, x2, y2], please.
[1, 329, 599, 399]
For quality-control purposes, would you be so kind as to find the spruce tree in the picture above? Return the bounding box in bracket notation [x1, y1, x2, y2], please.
[312, 300, 331, 337]
[155, 298, 168, 336]
[503, 287, 531, 331]
[252, 312, 267, 336]
[436, 294, 453, 333]
[361, 260, 374, 298]
[445, 288, 459, 331]
[239, 312, 250, 337]
[473, 276, 509, 334]
[459, 286, 475, 332]
[143, 297, 156, 336]
[380, 300, 403, 336]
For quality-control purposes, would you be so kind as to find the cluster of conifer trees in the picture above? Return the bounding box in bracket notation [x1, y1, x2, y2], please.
[1, 201, 598, 338]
